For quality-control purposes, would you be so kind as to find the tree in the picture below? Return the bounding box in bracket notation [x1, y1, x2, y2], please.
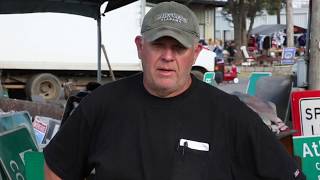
[286, 0, 294, 47]
[222, 0, 251, 51]
[221, 0, 284, 51]
[264, 0, 284, 24]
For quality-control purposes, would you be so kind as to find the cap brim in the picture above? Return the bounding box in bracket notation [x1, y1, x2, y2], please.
[142, 26, 197, 48]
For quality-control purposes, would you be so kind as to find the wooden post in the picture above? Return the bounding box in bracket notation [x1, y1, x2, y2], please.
[286, 0, 294, 47]
[308, 0, 320, 89]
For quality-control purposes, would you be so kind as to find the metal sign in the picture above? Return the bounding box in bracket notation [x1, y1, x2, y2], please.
[0, 126, 38, 180]
[203, 72, 216, 86]
[293, 135, 320, 179]
[281, 47, 296, 65]
[291, 90, 320, 136]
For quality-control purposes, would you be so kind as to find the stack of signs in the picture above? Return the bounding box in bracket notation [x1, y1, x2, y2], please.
[32, 116, 61, 147]
[291, 90, 320, 178]
[0, 111, 37, 148]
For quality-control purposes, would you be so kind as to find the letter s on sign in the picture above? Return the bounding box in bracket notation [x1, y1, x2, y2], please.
[306, 108, 313, 120]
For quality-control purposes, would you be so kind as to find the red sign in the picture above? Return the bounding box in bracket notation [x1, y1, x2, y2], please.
[291, 90, 320, 136]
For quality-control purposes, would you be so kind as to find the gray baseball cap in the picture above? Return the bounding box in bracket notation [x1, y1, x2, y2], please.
[141, 1, 200, 48]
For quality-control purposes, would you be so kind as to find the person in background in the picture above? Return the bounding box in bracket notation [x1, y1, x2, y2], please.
[60, 81, 101, 126]
[207, 38, 214, 51]
[198, 39, 207, 46]
[213, 39, 224, 59]
[44, 1, 305, 179]
[226, 40, 237, 64]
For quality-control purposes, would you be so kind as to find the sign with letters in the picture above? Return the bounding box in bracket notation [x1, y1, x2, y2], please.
[281, 47, 296, 65]
[0, 126, 38, 180]
[203, 72, 216, 86]
[291, 90, 320, 136]
[293, 135, 320, 179]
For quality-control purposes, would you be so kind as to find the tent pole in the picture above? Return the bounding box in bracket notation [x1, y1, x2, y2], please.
[97, 15, 102, 83]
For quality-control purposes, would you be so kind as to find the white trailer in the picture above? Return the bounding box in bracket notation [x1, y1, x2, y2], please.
[0, 1, 215, 101]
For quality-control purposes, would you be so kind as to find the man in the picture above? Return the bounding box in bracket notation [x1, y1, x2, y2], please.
[44, 1, 305, 179]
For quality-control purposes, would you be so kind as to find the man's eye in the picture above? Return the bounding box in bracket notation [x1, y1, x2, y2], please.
[174, 45, 186, 52]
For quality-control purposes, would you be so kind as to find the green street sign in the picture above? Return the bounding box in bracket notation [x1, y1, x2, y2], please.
[293, 135, 320, 179]
[0, 126, 38, 180]
[24, 152, 44, 180]
[203, 72, 216, 86]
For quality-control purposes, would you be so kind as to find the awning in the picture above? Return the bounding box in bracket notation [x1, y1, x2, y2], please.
[0, 0, 139, 19]
[251, 24, 307, 36]
[0, 0, 227, 19]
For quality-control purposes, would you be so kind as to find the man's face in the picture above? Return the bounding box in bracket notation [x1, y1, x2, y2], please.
[135, 36, 202, 98]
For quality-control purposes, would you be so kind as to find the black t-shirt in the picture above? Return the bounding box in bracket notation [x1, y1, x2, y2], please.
[44, 73, 305, 180]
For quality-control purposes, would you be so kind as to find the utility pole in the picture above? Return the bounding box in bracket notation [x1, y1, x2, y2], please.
[308, 0, 320, 89]
[286, 0, 294, 47]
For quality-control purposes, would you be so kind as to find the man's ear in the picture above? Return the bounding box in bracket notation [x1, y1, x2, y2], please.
[135, 36, 143, 59]
[193, 44, 203, 64]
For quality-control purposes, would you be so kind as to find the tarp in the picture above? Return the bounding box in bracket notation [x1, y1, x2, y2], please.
[251, 24, 307, 36]
[0, 0, 137, 19]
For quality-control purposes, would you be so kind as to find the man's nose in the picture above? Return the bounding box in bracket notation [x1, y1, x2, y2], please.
[161, 48, 175, 61]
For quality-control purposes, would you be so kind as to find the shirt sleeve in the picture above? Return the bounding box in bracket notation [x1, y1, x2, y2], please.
[43, 103, 92, 179]
[230, 99, 306, 180]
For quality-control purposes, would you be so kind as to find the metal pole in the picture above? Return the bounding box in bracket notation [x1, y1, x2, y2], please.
[97, 15, 102, 83]
[101, 44, 116, 81]
[213, 7, 216, 41]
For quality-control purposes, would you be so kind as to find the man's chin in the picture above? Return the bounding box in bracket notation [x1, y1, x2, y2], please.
[155, 81, 176, 90]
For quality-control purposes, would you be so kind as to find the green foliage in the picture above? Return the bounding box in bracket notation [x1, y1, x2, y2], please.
[222, 0, 284, 20]
[220, 0, 286, 49]
[264, 0, 285, 15]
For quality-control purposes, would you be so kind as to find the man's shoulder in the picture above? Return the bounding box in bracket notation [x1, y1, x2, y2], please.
[81, 73, 142, 102]
[97, 73, 142, 92]
[194, 79, 236, 100]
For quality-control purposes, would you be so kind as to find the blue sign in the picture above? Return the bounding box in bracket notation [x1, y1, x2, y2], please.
[281, 47, 296, 65]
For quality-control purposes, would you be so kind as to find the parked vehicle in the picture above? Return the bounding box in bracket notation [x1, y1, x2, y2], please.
[0, 1, 215, 101]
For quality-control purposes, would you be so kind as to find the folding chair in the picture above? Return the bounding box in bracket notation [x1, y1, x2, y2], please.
[240, 46, 256, 66]
[246, 72, 272, 96]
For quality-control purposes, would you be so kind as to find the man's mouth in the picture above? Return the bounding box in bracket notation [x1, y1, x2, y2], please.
[157, 68, 175, 75]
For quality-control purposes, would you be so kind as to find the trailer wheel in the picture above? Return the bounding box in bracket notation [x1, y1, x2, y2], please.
[26, 73, 61, 101]
[191, 70, 204, 80]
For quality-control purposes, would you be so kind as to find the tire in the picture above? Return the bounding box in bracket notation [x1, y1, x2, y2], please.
[26, 73, 61, 101]
[214, 71, 223, 84]
[233, 77, 239, 84]
[191, 70, 204, 80]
